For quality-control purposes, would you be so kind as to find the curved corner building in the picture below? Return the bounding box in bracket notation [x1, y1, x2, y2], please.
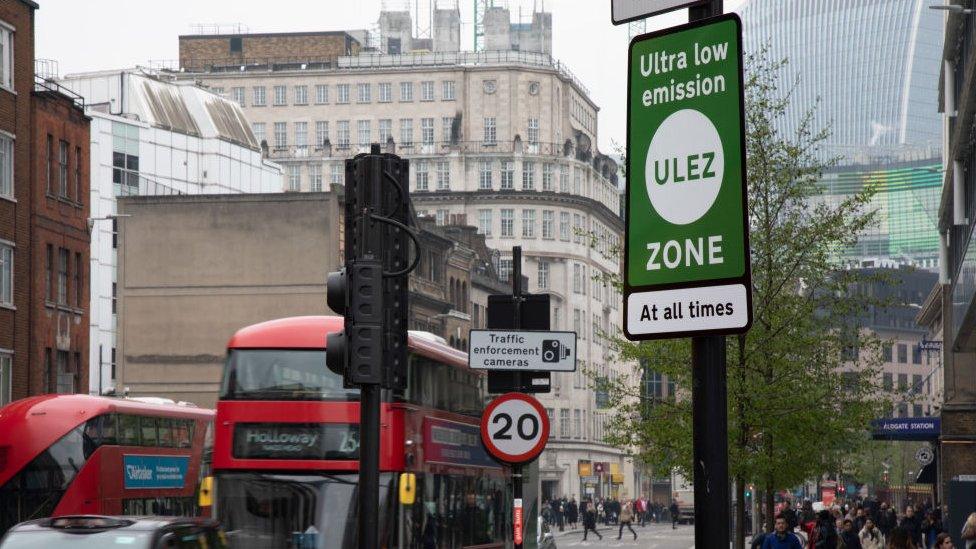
[739, 0, 944, 268]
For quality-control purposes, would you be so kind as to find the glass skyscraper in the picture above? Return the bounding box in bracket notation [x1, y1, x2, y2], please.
[739, 0, 944, 268]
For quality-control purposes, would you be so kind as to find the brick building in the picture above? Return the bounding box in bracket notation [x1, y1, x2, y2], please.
[28, 79, 90, 396]
[0, 0, 38, 406]
[178, 30, 361, 73]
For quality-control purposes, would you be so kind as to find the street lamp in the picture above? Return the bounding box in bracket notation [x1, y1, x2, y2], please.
[86, 213, 131, 235]
[929, 4, 973, 14]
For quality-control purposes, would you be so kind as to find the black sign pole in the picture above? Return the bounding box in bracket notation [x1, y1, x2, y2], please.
[512, 245, 524, 549]
[686, 3, 730, 549]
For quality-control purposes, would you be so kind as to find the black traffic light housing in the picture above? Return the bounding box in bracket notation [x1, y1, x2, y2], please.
[325, 145, 414, 389]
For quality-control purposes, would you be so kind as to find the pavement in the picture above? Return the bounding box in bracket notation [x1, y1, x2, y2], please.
[552, 522, 696, 549]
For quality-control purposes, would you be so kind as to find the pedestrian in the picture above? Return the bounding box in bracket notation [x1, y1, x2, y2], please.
[840, 518, 863, 549]
[934, 532, 955, 549]
[922, 510, 943, 549]
[670, 500, 680, 530]
[859, 518, 885, 549]
[887, 526, 917, 549]
[900, 506, 923, 548]
[879, 503, 897, 538]
[567, 498, 578, 529]
[761, 517, 804, 549]
[617, 499, 638, 541]
[812, 510, 839, 549]
[781, 501, 799, 532]
[963, 511, 976, 549]
[582, 499, 602, 541]
[635, 496, 647, 527]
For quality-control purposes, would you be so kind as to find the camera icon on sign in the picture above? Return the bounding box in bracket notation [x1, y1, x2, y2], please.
[541, 340, 571, 363]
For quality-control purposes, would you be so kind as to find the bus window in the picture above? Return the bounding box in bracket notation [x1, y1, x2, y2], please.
[100, 414, 119, 445]
[158, 418, 175, 447]
[119, 415, 141, 446]
[220, 350, 358, 401]
[141, 416, 159, 446]
[174, 420, 192, 448]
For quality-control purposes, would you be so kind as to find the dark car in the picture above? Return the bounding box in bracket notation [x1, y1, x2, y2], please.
[0, 515, 227, 549]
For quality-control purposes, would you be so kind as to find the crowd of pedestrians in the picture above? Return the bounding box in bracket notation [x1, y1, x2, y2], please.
[750, 498, 976, 549]
[542, 495, 685, 542]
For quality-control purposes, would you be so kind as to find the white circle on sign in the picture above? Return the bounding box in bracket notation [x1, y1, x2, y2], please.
[644, 108, 725, 225]
[481, 393, 548, 464]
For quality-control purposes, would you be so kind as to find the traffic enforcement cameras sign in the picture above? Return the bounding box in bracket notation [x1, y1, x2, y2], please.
[469, 330, 577, 372]
[481, 393, 549, 464]
[611, 0, 710, 25]
[624, 14, 752, 340]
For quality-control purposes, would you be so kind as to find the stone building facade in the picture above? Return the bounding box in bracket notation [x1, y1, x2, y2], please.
[171, 5, 633, 499]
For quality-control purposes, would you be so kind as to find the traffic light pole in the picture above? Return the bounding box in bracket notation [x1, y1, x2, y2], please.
[686, 3, 729, 547]
[360, 382, 381, 549]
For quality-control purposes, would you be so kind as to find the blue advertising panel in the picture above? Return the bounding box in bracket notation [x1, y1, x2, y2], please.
[870, 417, 941, 441]
[123, 455, 190, 489]
[424, 417, 500, 468]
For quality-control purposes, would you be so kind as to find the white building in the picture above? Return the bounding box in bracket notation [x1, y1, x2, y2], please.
[55, 69, 282, 396]
[172, 6, 632, 500]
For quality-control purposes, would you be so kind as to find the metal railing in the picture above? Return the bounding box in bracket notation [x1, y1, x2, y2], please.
[114, 171, 185, 197]
[34, 76, 85, 109]
[162, 49, 591, 96]
[263, 140, 571, 161]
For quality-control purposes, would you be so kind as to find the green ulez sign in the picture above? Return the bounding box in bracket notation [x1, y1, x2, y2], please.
[624, 14, 752, 341]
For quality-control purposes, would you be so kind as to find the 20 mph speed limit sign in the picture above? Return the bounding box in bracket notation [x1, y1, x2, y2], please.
[481, 393, 549, 464]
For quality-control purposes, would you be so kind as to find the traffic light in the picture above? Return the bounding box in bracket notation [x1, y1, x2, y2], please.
[325, 145, 413, 389]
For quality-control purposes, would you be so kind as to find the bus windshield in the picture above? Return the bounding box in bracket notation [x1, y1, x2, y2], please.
[220, 350, 359, 401]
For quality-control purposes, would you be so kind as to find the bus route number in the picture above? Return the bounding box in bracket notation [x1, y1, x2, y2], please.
[481, 393, 549, 464]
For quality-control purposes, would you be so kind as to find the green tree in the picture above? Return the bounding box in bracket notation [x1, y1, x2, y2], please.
[595, 49, 891, 547]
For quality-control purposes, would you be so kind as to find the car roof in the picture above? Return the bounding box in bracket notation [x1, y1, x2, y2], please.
[11, 515, 218, 533]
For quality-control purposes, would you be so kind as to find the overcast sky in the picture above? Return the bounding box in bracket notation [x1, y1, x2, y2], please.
[36, 0, 746, 153]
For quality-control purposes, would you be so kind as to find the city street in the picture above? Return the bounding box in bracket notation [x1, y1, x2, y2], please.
[554, 523, 695, 549]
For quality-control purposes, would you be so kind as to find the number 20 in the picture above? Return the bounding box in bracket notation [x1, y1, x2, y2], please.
[492, 412, 539, 440]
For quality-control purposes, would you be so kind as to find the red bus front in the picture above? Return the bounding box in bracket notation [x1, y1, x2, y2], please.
[214, 316, 509, 549]
[0, 394, 214, 535]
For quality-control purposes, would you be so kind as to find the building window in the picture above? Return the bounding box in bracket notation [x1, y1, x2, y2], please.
[273, 122, 287, 148]
[56, 350, 72, 394]
[315, 84, 329, 104]
[331, 163, 343, 185]
[546, 408, 554, 439]
[435, 209, 448, 226]
[573, 263, 583, 294]
[442, 117, 454, 142]
[522, 161, 535, 190]
[421, 81, 435, 101]
[542, 163, 554, 191]
[0, 26, 13, 89]
[0, 353, 10, 405]
[882, 372, 892, 391]
[400, 119, 413, 146]
[574, 167, 582, 194]
[273, 85, 287, 106]
[111, 123, 140, 196]
[527, 118, 540, 145]
[421, 118, 434, 145]
[310, 165, 323, 192]
[294, 85, 308, 105]
[436, 161, 450, 190]
[415, 160, 429, 191]
[58, 248, 68, 305]
[479, 161, 493, 190]
[559, 409, 570, 439]
[538, 260, 549, 289]
[484, 117, 496, 144]
[897, 344, 908, 363]
[0, 243, 11, 306]
[294, 121, 308, 148]
[315, 121, 328, 147]
[498, 258, 513, 282]
[883, 345, 892, 362]
[46, 134, 53, 194]
[573, 214, 582, 243]
[542, 210, 554, 239]
[593, 272, 602, 301]
[378, 82, 392, 103]
[357, 120, 371, 147]
[231, 87, 245, 106]
[912, 345, 922, 364]
[522, 209, 536, 238]
[560, 164, 569, 192]
[252, 86, 266, 106]
[337, 84, 350, 104]
[45, 244, 53, 302]
[75, 146, 82, 204]
[378, 119, 392, 144]
[74, 251, 82, 308]
[501, 161, 514, 190]
[251, 123, 266, 146]
[287, 165, 301, 191]
[443, 80, 456, 100]
[400, 82, 413, 102]
[500, 209, 514, 237]
[560, 212, 570, 241]
[357, 83, 371, 103]
[478, 209, 492, 236]
[0, 134, 12, 199]
[574, 309, 582, 338]
[337, 121, 350, 148]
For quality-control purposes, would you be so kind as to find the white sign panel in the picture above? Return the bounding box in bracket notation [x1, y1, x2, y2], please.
[626, 283, 749, 336]
[469, 330, 577, 372]
[611, 0, 706, 24]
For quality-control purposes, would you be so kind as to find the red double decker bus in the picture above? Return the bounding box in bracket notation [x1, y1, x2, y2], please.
[0, 394, 214, 535]
[215, 316, 509, 549]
